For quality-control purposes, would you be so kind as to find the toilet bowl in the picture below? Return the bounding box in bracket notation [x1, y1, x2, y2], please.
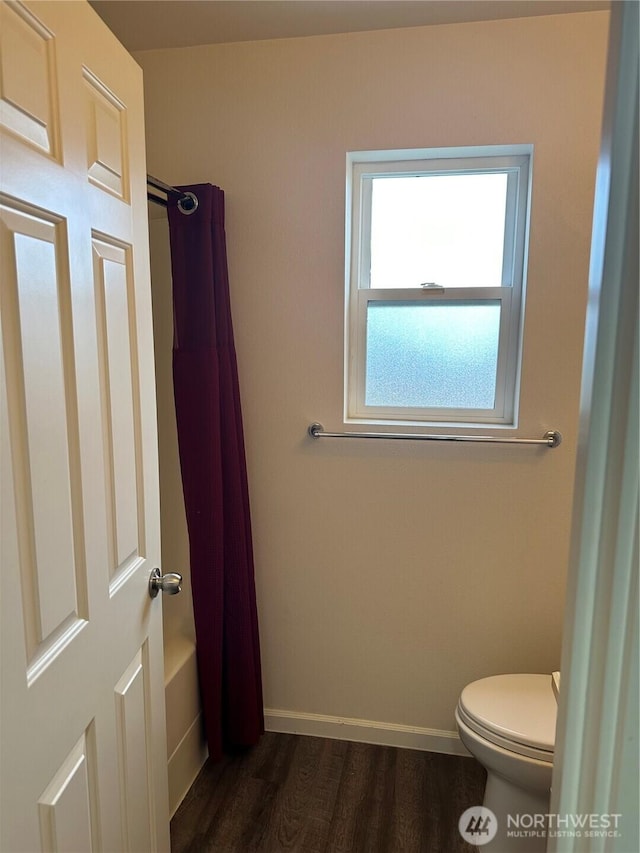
[455, 673, 557, 853]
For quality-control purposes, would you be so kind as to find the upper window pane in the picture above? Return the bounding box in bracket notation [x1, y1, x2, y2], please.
[369, 172, 509, 289]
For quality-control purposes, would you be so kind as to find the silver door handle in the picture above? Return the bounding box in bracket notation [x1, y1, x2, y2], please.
[148, 568, 182, 598]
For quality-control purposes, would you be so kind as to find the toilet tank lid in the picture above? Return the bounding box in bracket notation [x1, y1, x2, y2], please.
[459, 673, 557, 752]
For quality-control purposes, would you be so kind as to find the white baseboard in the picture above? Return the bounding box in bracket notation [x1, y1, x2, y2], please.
[264, 708, 470, 757]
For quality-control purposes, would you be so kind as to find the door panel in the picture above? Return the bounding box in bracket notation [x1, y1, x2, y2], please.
[84, 68, 128, 199]
[0, 2, 170, 851]
[115, 647, 155, 853]
[92, 236, 142, 588]
[38, 729, 99, 853]
[0, 200, 87, 673]
[0, 0, 58, 156]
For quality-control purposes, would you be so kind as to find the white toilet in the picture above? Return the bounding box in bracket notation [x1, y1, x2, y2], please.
[455, 673, 558, 853]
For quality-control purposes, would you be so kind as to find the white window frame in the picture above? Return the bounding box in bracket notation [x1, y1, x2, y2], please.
[344, 145, 533, 427]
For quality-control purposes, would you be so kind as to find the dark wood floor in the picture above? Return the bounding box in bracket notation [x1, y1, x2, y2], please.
[170, 732, 486, 852]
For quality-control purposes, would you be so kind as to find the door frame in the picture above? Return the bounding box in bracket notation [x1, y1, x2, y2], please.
[549, 1, 639, 850]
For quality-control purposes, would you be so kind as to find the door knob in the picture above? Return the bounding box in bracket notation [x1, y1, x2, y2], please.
[149, 568, 182, 598]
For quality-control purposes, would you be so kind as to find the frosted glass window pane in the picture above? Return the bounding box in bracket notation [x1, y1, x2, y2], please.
[365, 302, 500, 408]
[370, 173, 508, 288]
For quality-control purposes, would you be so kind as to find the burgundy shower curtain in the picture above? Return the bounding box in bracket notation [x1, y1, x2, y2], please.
[167, 183, 263, 762]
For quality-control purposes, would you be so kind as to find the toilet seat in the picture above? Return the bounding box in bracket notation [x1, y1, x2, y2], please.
[457, 673, 556, 763]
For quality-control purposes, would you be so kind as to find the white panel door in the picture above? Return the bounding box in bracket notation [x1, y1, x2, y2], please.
[0, 2, 170, 850]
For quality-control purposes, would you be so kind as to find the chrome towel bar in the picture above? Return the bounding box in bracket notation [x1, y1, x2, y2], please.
[308, 423, 562, 448]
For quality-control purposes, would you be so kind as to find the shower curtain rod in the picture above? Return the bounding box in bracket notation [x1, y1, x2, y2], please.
[146, 174, 198, 214]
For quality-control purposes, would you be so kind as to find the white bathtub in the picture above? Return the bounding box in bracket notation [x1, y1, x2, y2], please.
[164, 636, 208, 816]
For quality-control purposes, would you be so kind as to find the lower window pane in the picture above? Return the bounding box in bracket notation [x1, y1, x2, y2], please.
[365, 302, 500, 409]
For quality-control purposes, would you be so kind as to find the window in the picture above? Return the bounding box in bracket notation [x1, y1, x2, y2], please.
[345, 145, 532, 426]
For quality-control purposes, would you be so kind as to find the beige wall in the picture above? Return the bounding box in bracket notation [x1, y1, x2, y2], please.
[138, 11, 608, 737]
